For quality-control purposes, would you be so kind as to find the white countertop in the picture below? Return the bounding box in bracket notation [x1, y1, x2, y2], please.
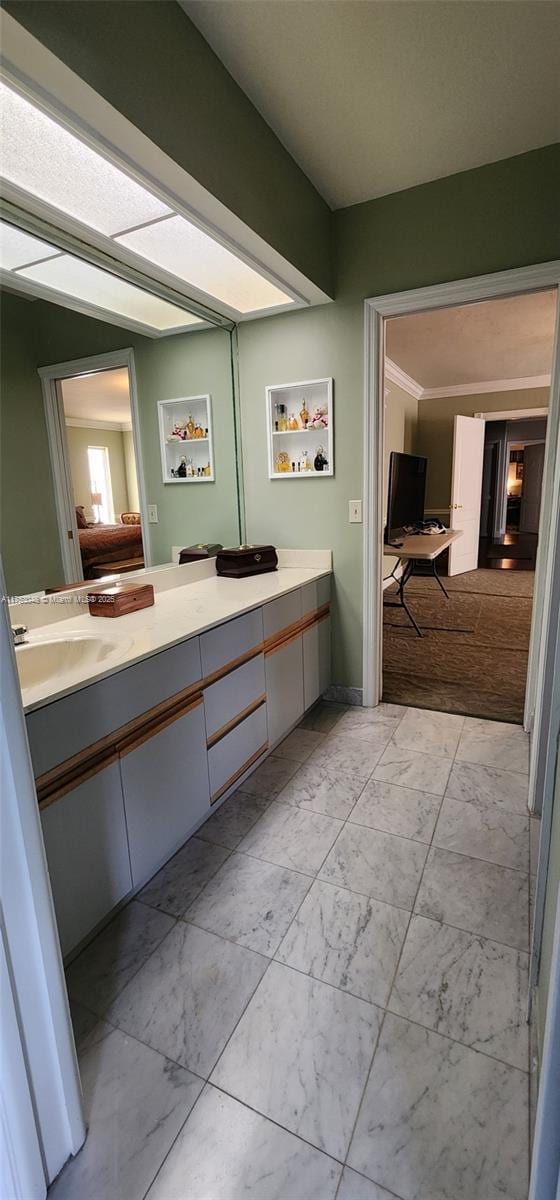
[16, 562, 331, 714]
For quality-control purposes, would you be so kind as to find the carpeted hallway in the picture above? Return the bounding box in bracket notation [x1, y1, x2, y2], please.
[383, 568, 534, 722]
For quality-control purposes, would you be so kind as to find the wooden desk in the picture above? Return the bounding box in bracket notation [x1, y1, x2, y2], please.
[383, 530, 463, 636]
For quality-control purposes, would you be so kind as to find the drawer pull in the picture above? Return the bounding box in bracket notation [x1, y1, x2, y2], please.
[207, 694, 266, 749]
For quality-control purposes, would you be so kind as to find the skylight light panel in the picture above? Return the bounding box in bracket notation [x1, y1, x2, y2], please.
[17, 255, 202, 332]
[0, 82, 172, 236]
[0, 221, 60, 270]
[116, 214, 295, 313]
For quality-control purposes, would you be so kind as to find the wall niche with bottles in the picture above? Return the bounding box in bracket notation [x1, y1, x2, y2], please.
[266, 378, 333, 479]
[158, 395, 214, 483]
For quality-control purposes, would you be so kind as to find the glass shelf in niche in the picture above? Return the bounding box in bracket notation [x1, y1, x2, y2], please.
[158, 394, 214, 483]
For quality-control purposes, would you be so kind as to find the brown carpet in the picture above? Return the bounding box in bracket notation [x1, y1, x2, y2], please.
[382, 569, 534, 723]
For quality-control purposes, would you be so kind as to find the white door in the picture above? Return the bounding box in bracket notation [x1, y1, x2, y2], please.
[448, 415, 486, 576]
[520, 442, 546, 533]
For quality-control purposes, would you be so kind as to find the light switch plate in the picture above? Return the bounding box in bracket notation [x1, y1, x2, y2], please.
[147, 504, 158, 524]
[349, 500, 362, 524]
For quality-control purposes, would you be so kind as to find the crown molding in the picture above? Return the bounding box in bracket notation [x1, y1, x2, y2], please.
[65, 416, 132, 431]
[384, 358, 423, 399]
[385, 357, 551, 402]
[421, 373, 551, 400]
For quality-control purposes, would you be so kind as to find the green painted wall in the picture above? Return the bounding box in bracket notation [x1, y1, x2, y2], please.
[4, 0, 333, 296]
[0, 295, 64, 595]
[335, 145, 560, 301]
[0, 293, 239, 594]
[238, 300, 363, 687]
[131, 325, 238, 563]
[239, 146, 560, 689]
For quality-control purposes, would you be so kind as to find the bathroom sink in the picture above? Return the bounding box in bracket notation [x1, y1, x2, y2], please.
[15, 634, 123, 691]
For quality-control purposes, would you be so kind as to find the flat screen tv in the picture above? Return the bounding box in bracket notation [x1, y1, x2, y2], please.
[386, 451, 427, 539]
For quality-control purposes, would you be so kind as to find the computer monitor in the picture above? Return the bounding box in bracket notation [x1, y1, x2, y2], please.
[386, 451, 427, 539]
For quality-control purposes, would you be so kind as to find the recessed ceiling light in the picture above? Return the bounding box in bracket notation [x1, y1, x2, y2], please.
[0, 82, 172, 235]
[0, 221, 61, 270]
[17, 254, 201, 331]
[116, 214, 295, 313]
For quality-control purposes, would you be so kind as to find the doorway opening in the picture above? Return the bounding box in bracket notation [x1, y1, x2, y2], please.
[479, 417, 547, 572]
[40, 349, 148, 586]
[379, 288, 556, 724]
[59, 367, 145, 580]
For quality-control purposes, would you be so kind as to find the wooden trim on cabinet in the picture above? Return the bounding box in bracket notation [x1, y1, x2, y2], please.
[263, 603, 330, 656]
[35, 677, 204, 796]
[118, 693, 203, 757]
[265, 626, 304, 657]
[263, 615, 304, 654]
[202, 644, 264, 690]
[207, 694, 266, 750]
[300, 602, 330, 634]
[38, 750, 120, 810]
[34, 602, 329, 807]
[210, 742, 268, 805]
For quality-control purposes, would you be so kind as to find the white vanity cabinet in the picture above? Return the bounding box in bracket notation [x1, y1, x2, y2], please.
[263, 589, 305, 748]
[303, 613, 331, 710]
[301, 577, 332, 710]
[119, 696, 210, 888]
[40, 759, 132, 957]
[29, 571, 331, 958]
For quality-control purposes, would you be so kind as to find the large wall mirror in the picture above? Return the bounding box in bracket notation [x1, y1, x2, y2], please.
[0, 220, 243, 597]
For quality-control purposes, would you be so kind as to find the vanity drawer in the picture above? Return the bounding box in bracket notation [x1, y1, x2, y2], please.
[204, 652, 266, 742]
[207, 702, 268, 802]
[27, 636, 202, 778]
[262, 589, 302, 642]
[301, 576, 330, 619]
[200, 609, 263, 679]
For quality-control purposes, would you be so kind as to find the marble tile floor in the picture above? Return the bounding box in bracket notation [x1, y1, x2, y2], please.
[55, 702, 532, 1200]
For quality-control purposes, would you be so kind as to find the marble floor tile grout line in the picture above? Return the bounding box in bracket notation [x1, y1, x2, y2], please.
[63, 702, 532, 1200]
[67, 906, 183, 1019]
[74, 1003, 208, 1091]
[337, 764, 450, 1183]
[382, 1001, 530, 1075]
[344, 813, 531, 874]
[334, 1163, 406, 1200]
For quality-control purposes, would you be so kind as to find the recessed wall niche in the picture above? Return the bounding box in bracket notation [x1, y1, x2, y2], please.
[158, 394, 214, 482]
[266, 378, 333, 479]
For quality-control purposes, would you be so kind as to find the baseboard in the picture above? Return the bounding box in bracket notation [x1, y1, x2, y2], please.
[323, 685, 363, 706]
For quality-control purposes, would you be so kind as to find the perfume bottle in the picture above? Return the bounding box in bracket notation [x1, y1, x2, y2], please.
[300, 399, 310, 429]
[275, 402, 288, 432]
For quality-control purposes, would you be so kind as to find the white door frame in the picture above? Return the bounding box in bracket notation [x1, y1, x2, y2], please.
[364, 260, 560, 998]
[0, 558, 85, 1193]
[363, 260, 560, 712]
[39, 348, 150, 584]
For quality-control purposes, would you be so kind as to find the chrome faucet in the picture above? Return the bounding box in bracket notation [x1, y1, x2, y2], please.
[12, 624, 28, 646]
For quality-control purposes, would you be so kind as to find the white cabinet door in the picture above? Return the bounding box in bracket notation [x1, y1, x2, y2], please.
[41, 759, 132, 957]
[120, 698, 210, 888]
[265, 636, 304, 747]
[303, 615, 331, 710]
[448, 415, 485, 576]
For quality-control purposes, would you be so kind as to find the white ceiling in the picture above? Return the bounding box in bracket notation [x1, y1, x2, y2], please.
[182, 0, 560, 209]
[61, 368, 132, 425]
[386, 290, 557, 391]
